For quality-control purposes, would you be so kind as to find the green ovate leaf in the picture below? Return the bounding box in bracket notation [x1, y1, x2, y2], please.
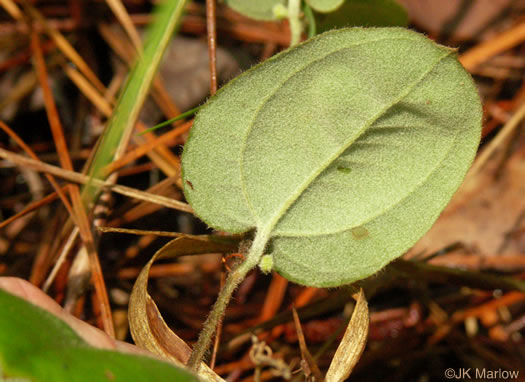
[182, 28, 482, 287]
[225, 0, 285, 20]
[0, 288, 198, 381]
[316, 0, 408, 33]
[307, 0, 345, 13]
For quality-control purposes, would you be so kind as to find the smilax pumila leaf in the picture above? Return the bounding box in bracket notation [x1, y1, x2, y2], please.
[182, 28, 482, 287]
[306, 0, 345, 13]
[225, 0, 285, 20]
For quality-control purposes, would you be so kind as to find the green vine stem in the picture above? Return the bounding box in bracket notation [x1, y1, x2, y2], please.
[187, 229, 270, 370]
[288, 0, 302, 46]
[303, 2, 316, 39]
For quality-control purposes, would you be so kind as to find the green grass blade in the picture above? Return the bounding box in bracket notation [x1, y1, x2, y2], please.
[139, 105, 200, 135]
[83, 0, 187, 204]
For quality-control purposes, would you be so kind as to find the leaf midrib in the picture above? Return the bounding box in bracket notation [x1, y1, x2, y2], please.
[274, 125, 458, 237]
[238, 35, 423, 226]
[251, 48, 454, 236]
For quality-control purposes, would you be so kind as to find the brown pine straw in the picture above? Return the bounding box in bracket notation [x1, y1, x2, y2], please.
[0, 190, 60, 230]
[460, 20, 525, 71]
[0, 147, 193, 213]
[0, 121, 75, 220]
[31, 28, 115, 337]
[207, 0, 218, 95]
[14, 0, 107, 93]
[206, 0, 220, 368]
[104, 120, 193, 175]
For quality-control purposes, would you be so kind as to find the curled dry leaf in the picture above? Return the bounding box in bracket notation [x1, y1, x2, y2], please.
[409, 142, 525, 258]
[325, 288, 369, 382]
[129, 235, 238, 382]
[292, 307, 323, 381]
[397, 0, 515, 41]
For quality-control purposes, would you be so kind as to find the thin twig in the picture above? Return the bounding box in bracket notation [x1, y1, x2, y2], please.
[292, 308, 323, 381]
[0, 148, 193, 213]
[105, 120, 192, 175]
[105, 0, 142, 51]
[0, 190, 60, 230]
[0, 0, 22, 19]
[97, 226, 186, 237]
[42, 227, 79, 292]
[207, 2, 224, 362]
[21, 0, 106, 93]
[0, 121, 75, 221]
[460, 20, 525, 71]
[30, 31, 73, 171]
[63, 64, 113, 117]
[31, 28, 115, 337]
[467, 100, 525, 179]
[206, 0, 218, 95]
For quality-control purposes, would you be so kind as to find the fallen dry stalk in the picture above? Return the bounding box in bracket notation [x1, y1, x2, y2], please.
[0, 148, 193, 213]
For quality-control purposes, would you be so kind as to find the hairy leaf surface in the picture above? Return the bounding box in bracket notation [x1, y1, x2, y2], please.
[182, 28, 482, 287]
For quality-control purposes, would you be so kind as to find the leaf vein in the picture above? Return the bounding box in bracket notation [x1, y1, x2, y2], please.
[238, 35, 426, 227]
[266, 49, 454, 234]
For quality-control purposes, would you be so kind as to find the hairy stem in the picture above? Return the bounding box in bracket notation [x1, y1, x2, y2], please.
[288, 0, 302, 46]
[187, 229, 269, 370]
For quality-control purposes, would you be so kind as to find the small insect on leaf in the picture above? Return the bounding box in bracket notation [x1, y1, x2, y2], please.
[337, 166, 352, 174]
[351, 226, 369, 240]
